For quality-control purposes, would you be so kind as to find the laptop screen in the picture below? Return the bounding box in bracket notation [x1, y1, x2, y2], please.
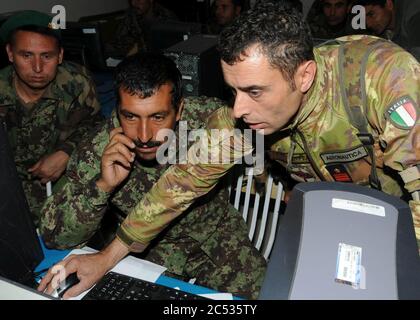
[0, 123, 44, 287]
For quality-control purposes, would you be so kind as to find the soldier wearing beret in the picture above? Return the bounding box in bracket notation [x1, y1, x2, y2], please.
[0, 11, 102, 222]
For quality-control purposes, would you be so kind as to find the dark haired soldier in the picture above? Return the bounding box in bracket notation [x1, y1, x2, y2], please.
[39, 52, 266, 299]
[354, 0, 420, 61]
[111, 0, 178, 56]
[353, 0, 395, 39]
[0, 11, 101, 222]
[206, 0, 244, 35]
[40, 3, 419, 298]
[308, 0, 351, 39]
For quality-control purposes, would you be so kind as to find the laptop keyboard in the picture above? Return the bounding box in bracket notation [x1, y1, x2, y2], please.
[82, 271, 207, 300]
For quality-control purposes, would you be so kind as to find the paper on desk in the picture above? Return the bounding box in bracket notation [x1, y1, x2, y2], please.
[106, 57, 122, 67]
[64, 248, 167, 300]
[198, 293, 234, 300]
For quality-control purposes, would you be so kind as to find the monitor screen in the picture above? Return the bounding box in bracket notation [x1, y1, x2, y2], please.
[61, 21, 108, 71]
[145, 19, 202, 52]
[0, 123, 44, 287]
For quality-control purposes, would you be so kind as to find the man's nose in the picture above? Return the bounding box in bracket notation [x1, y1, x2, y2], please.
[32, 56, 43, 73]
[232, 94, 250, 120]
[137, 121, 153, 144]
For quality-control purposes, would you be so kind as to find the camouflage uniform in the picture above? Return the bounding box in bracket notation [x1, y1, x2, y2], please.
[40, 96, 266, 300]
[113, 35, 420, 255]
[0, 61, 101, 224]
[110, 4, 178, 56]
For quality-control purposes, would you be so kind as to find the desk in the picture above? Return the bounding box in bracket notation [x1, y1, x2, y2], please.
[36, 239, 234, 300]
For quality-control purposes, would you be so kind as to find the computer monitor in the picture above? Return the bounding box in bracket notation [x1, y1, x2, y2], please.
[0, 11, 22, 69]
[145, 19, 202, 53]
[0, 123, 44, 288]
[164, 34, 225, 99]
[61, 21, 108, 71]
[259, 182, 420, 300]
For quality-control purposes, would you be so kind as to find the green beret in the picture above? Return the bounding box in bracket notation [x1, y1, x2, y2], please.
[0, 10, 61, 43]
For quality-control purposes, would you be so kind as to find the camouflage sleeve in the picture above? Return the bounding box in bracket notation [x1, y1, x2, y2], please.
[116, 107, 253, 251]
[54, 68, 102, 156]
[366, 45, 420, 247]
[40, 129, 110, 249]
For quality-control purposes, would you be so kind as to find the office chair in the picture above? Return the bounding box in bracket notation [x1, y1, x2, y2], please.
[228, 165, 285, 260]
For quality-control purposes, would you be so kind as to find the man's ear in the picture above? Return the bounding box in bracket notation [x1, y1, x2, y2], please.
[176, 98, 185, 121]
[58, 48, 64, 64]
[295, 60, 317, 93]
[5, 44, 14, 63]
[386, 0, 394, 11]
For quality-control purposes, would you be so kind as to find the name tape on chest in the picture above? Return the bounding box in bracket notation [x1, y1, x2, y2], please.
[320, 146, 368, 165]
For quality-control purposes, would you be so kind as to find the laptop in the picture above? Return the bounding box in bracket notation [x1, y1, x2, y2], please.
[0, 276, 53, 300]
[0, 123, 44, 288]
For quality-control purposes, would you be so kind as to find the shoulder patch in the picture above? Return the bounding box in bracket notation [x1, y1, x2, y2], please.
[385, 96, 417, 130]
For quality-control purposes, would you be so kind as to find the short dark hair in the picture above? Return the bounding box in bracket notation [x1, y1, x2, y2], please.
[232, 0, 245, 7]
[115, 52, 183, 111]
[9, 25, 62, 48]
[322, 0, 349, 5]
[352, 0, 389, 7]
[218, 1, 313, 89]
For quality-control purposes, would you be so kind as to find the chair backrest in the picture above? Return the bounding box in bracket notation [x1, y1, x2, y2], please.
[227, 165, 284, 260]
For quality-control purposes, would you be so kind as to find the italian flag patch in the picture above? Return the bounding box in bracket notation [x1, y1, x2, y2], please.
[386, 96, 417, 129]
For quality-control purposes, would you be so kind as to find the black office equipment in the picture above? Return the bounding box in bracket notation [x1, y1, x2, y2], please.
[0, 11, 22, 69]
[259, 182, 420, 300]
[146, 19, 202, 53]
[164, 34, 224, 99]
[82, 271, 207, 300]
[0, 123, 44, 288]
[61, 21, 109, 71]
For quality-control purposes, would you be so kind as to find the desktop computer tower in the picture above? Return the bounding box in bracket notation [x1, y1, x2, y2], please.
[164, 34, 224, 99]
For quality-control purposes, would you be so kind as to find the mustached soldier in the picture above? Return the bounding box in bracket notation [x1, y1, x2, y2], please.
[39, 53, 266, 299]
